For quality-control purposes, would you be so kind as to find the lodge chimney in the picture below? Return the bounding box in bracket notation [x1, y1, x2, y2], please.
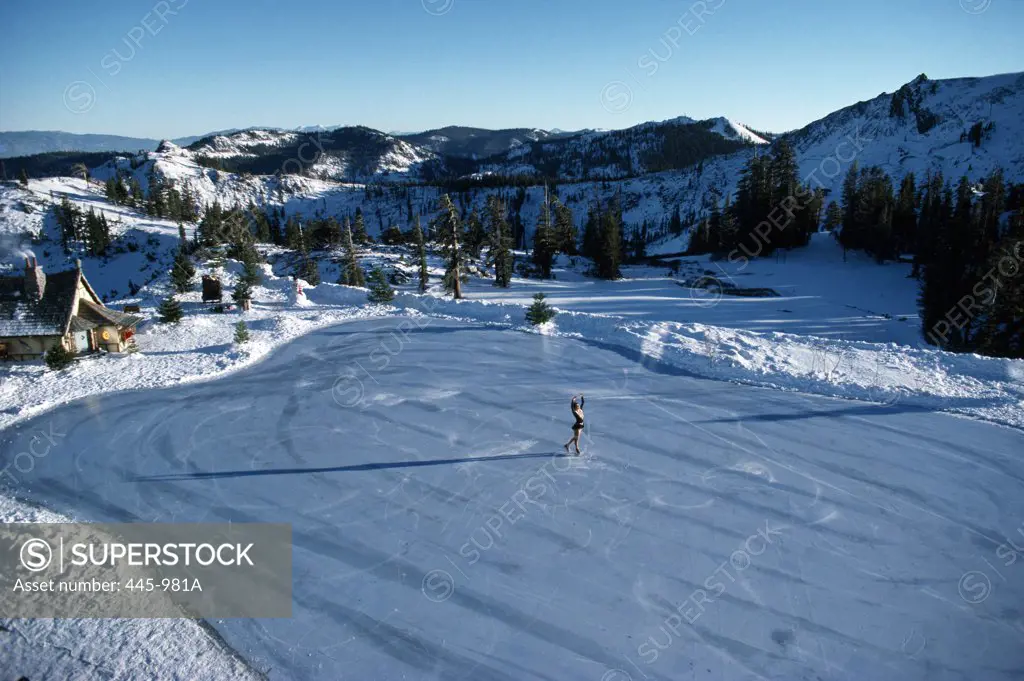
[23, 256, 46, 301]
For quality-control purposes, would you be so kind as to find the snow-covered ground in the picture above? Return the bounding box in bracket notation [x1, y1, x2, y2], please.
[1, 241, 1022, 680]
[2, 493, 263, 680]
[3, 318, 1023, 680]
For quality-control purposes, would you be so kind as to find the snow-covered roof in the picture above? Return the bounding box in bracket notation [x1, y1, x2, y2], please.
[0, 265, 138, 338]
[0, 267, 81, 337]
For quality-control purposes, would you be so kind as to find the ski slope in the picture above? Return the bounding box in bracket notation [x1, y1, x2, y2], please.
[3, 318, 1022, 681]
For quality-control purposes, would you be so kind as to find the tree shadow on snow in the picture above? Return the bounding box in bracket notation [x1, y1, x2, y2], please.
[693, 400, 945, 424]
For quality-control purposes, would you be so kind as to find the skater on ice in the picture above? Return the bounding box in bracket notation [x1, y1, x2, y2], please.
[564, 394, 584, 455]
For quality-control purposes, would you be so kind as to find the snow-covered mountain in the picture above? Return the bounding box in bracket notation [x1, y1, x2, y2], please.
[473, 116, 760, 179]
[786, 71, 1024, 188]
[180, 126, 440, 183]
[5, 72, 1020, 261]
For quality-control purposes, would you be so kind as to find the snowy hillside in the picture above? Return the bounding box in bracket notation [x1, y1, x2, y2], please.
[709, 117, 771, 145]
[788, 71, 1024, 190]
[182, 126, 440, 183]
[187, 128, 302, 158]
[398, 126, 559, 158]
[476, 115, 757, 179]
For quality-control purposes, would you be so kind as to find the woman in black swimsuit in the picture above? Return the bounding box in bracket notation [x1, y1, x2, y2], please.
[563, 394, 584, 455]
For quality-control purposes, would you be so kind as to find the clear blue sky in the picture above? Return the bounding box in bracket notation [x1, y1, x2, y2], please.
[1, 0, 1021, 138]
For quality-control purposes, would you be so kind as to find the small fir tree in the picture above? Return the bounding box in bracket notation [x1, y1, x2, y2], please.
[158, 295, 184, 323]
[339, 218, 365, 287]
[233, 320, 250, 344]
[437, 194, 465, 298]
[170, 247, 195, 293]
[414, 217, 429, 293]
[525, 292, 557, 326]
[300, 258, 320, 286]
[486, 196, 513, 288]
[232, 279, 252, 306]
[367, 267, 396, 304]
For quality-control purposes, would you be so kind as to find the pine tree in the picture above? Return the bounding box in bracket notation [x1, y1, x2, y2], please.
[413, 216, 429, 293]
[532, 189, 557, 278]
[232, 279, 252, 306]
[840, 161, 861, 249]
[198, 202, 227, 249]
[367, 266, 396, 304]
[525, 292, 557, 326]
[284, 216, 305, 252]
[919, 182, 960, 347]
[18, 168, 30, 186]
[732, 153, 772, 254]
[128, 178, 144, 209]
[582, 201, 602, 260]
[437, 194, 465, 298]
[105, 177, 119, 204]
[352, 208, 370, 244]
[688, 217, 712, 255]
[177, 223, 189, 252]
[180, 185, 198, 222]
[147, 173, 165, 218]
[465, 208, 486, 259]
[719, 196, 737, 248]
[115, 177, 129, 205]
[158, 296, 184, 323]
[339, 218, 365, 287]
[233, 320, 250, 344]
[54, 196, 81, 251]
[823, 201, 843, 231]
[893, 173, 918, 258]
[595, 196, 623, 280]
[669, 205, 683, 235]
[171, 247, 195, 293]
[241, 245, 263, 286]
[770, 139, 799, 216]
[82, 208, 111, 256]
[974, 208, 1023, 357]
[486, 196, 513, 288]
[300, 258, 320, 286]
[553, 199, 577, 254]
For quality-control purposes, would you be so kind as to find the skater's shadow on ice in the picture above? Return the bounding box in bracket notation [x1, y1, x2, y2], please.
[131, 451, 572, 483]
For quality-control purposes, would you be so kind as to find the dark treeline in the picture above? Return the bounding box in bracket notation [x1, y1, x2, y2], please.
[686, 139, 824, 257]
[1, 151, 127, 181]
[104, 169, 201, 224]
[52, 197, 114, 257]
[836, 162, 1022, 356]
[686, 145, 1023, 357]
